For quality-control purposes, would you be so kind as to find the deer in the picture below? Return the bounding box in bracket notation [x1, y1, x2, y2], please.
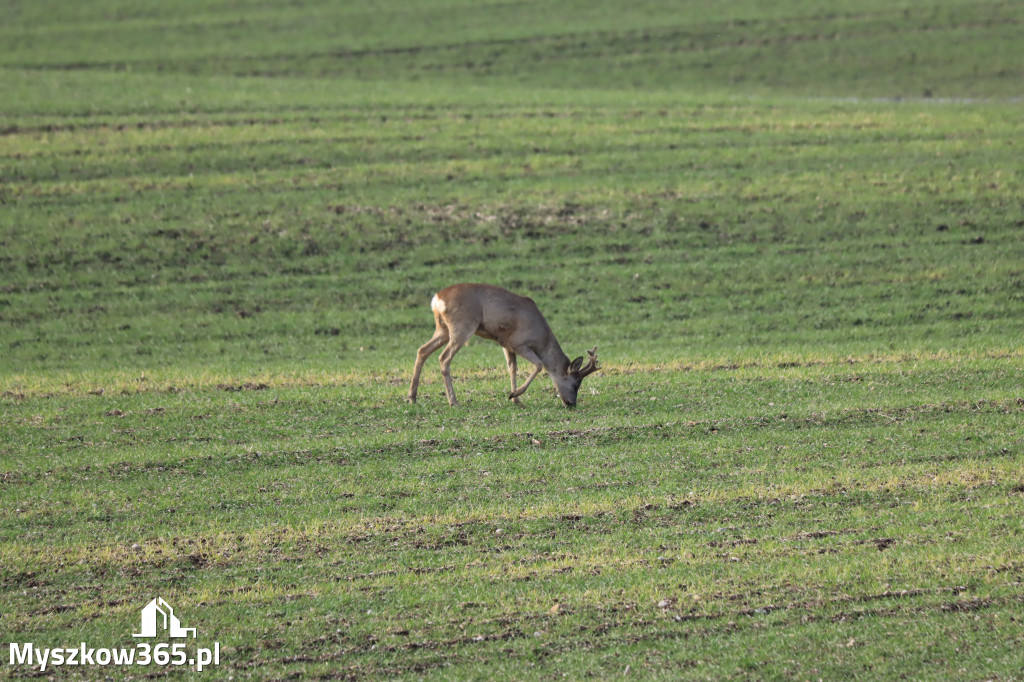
[408, 283, 599, 407]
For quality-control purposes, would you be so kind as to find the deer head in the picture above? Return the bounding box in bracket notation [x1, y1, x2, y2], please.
[556, 346, 599, 407]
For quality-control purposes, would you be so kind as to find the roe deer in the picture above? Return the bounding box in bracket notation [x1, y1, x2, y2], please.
[408, 283, 599, 407]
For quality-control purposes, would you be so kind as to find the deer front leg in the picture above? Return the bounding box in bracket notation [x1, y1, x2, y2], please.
[503, 347, 521, 404]
[507, 346, 544, 400]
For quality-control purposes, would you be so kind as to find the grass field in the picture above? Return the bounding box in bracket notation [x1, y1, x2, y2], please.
[2, 0, 1023, 679]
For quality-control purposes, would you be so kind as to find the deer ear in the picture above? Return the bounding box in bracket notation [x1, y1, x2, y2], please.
[569, 356, 584, 373]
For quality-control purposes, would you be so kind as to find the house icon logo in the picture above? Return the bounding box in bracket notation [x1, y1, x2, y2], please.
[132, 598, 197, 639]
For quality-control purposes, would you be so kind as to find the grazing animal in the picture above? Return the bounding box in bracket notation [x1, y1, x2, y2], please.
[408, 283, 599, 407]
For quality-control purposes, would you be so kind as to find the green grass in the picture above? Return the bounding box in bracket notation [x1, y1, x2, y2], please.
[2, 0, 1023, 679]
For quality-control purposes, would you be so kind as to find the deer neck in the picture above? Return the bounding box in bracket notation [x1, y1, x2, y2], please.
[539, 338, 570, 375]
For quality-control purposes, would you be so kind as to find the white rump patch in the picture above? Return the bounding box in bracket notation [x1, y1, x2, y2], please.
[431, 293, 446, 314]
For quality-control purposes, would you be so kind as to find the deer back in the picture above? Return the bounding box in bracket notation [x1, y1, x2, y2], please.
[436, 283, 554, 349]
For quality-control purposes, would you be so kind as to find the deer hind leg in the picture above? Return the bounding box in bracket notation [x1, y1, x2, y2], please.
[409, 326, 449, 403]
[503, 347, 520, 404]
[438, 325, 476, 406]
[508, 345, 545, 400]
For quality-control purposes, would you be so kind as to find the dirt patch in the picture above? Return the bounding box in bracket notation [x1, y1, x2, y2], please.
[217, 382, 269, 392]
